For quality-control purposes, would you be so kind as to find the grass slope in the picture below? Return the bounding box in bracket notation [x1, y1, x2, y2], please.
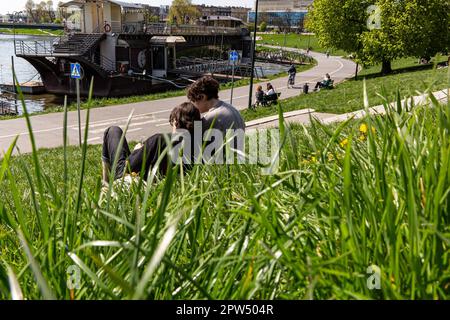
[258, 33, 348, 57]
[0, 85, 449, 299]
[0, 28, 64, 37]
[241, 57, 449, 121]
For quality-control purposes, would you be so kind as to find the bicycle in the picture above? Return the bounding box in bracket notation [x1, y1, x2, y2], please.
[287, 73, 296, 88]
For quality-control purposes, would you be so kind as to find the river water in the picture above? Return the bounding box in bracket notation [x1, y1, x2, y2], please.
[0, 34, 67, 114]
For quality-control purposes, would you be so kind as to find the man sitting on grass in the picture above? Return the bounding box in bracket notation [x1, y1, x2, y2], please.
[101, 102, 201, 183]
[186, 76, 246, 163]
[187, 76, 245, 133]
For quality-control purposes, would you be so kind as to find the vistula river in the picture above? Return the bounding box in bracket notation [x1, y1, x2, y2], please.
[0, 34, 68, 114]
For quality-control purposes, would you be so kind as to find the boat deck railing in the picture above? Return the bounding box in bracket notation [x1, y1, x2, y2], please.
[174, 57, 265, 79]
[143, 23, 244, 36]
[0, 100, 18, 116]
[15, 39, 58, 56]
[256, 49, 315, 65]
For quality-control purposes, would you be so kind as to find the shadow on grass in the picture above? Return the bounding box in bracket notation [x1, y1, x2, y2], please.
[357, 63, 438, 81]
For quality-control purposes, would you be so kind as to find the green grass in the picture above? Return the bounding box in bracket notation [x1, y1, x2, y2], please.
[0, 77, 449, 299]
[241, 56, 449, 121]
[0, 28, 64, 37]
[259, 33, 348, 57]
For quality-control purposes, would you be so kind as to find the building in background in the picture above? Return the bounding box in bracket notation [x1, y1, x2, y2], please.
[197, 15, 244, 28]
[3, 12, 28, 23]
[248, 0, 314, 31]
[159, 5, 170, 22]
[196, 5, 251, 22]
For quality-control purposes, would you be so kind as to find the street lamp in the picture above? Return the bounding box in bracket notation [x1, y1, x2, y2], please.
[12, 11, 20, 54]
[247, 0, 259, 109]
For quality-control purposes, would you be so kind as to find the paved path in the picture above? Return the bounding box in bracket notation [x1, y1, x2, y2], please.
[0, 49, 356, 155]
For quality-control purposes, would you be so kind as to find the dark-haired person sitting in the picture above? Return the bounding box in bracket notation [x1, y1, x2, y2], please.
[314, 73, 333, 91]
[187, 76, 245, 163]
[265, 83, 279, 103]
[101, 102, 201, 183]
[255, 85, 266, 107]
[187, 76, 245, 133]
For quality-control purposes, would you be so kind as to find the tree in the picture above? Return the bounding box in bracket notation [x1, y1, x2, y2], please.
[25, 0, 37, 23]
[144, 6, 160, 24]
[36, 1, 48, 22]
[46, 1, 55, 22]
[259, 21, 267, 32]
[56, 1, 67, 21]
[168, 0, 200, 25]
[306, 0, 449, 74]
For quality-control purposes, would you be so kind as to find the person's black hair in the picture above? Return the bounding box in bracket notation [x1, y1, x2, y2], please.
[187, 76, 220, 102]
[169, 102, 201, 132]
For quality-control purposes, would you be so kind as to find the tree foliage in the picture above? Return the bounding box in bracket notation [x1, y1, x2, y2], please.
[306, 0, 450, 73]
[24, 0, 56, 23]
[168, 0, 200, 25]
[259, 21, 267, 32]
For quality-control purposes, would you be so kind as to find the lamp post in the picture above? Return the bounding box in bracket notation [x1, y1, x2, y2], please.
[11, 11, 20, 115]
[12, 11, 19, 54]
[306, 34, 311, 51]
[247, 0, 259, 109]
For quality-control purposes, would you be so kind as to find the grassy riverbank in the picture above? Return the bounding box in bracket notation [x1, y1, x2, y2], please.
[0, 28, 63, 37]
[1, 86, 449, 299]
[241, 56, 449, 121]
[258, 33, 348, 57]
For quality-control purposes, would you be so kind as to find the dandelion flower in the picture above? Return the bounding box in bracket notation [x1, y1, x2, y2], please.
[359, 123, 368, 134]
[340, 139, 349, 148]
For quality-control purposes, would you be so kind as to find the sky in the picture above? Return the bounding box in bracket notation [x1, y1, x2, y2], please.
[0, 0, 255, 15]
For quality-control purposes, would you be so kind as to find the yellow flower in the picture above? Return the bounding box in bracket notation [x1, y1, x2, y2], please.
[359, 135, 366, 141]
[301, 159, 310, 165]
[359, 123, 368, 134]
[327, 152, 334, 161]
[340, 139, 349, 148]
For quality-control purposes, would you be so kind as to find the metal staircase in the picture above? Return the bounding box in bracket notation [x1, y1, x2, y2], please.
[15, 32, 115, 76]
[53, 33, 106, 55]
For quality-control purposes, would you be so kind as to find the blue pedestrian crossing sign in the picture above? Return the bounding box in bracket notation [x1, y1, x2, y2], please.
[229, 50, 239, 62]
[70, 63, 82, 79]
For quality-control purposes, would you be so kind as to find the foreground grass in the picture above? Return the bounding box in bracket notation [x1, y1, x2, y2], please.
[259, 33, 348, 57]
[241, 57, 448, 121]
[0, 28, 64, 37]
[0, 85, 449, 299]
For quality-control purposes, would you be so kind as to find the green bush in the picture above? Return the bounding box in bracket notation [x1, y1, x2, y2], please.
[259, 22, 267, 32]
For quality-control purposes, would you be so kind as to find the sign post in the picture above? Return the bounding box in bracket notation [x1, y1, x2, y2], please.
[70, 63, 82, 147]
[229, 50, 239, 105]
